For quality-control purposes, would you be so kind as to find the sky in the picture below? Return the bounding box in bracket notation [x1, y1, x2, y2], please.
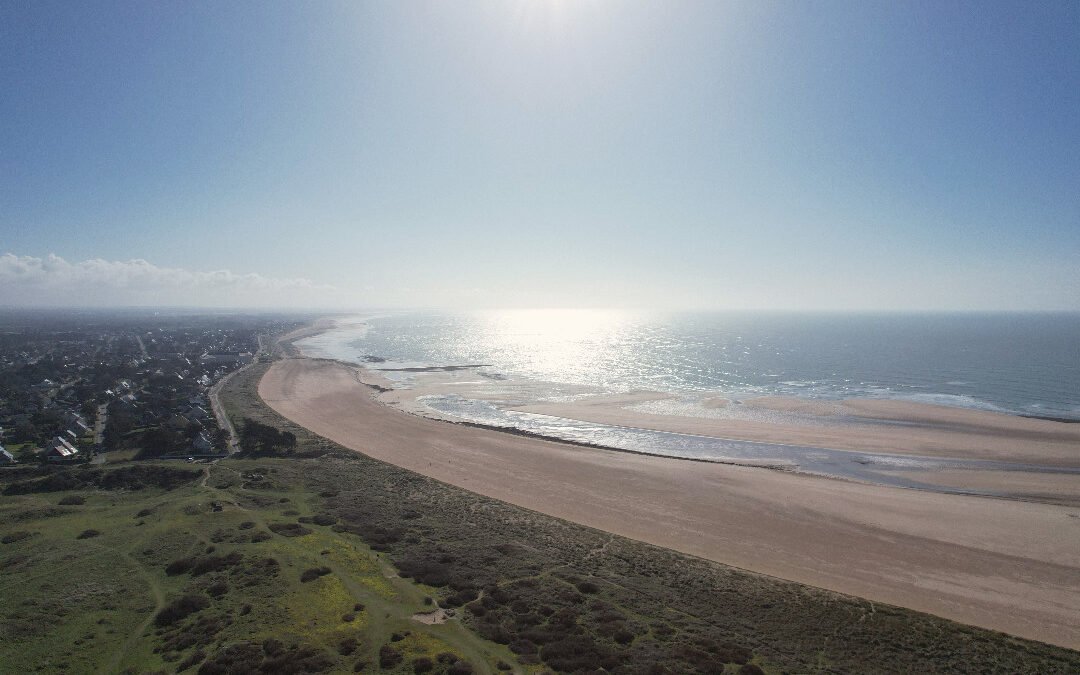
[1, 0, 1078, 311]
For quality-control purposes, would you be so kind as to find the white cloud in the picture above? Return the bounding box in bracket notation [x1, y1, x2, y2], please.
[0, 253, 336, 307]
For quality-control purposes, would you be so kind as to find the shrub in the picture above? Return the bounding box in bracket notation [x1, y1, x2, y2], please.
[338, 638, 358, 655]
[576, 580, 600, 594]
[379, 645, 403, 669]
[739, 665, 765, 675]
[207, 581, 229, 598]
[614, 629, 635, 645]
[1, 531, 34, 544]
[154, 594, 209, 627]
[238, 419, 297, 456]
[176, 648, 206, 671]
[413, 657, 434, 673]
[300, 566, 332, 583]
[76, 529, 101, 539]
[268, 522, 311, 537]
[165, 557, 196, 576]
[191, 552, 243, 576]
[58, 495, 85, 505]
[540, 636, 618, 672]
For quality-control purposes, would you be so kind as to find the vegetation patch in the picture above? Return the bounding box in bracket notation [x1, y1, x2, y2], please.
[1, 530, 35, 544]
[268, 522, 311, 537]
[300, 566, 333, 583]
[155, 594, 211, 627]
[2, 465, 200, 495]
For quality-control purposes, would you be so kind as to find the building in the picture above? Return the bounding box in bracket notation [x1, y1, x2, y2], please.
[199, 352, 254, 366]
[45, 436, 79, 462]
[192, 432, 213, 453]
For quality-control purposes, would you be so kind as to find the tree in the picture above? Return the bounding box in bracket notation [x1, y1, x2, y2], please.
[238, 419, 297, 456]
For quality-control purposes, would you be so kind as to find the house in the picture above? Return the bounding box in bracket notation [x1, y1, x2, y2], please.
[192, 433, 213, 453]
[186, 405, 210, 421]
[45, 436, 79, 462]
[0, 446, 15, 465]
[166, 414, 195, 431]
[200, 352, 254, 366]
[32, 379, 56, 392]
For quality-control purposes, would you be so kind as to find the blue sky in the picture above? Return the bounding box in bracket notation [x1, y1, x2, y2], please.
[1, 1, 1077, 309]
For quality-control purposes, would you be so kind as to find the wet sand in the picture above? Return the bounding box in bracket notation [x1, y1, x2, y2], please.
[513, 393, 1080, 467]
[891, 469, 1080, 507]
[259, 358, 1080, 648]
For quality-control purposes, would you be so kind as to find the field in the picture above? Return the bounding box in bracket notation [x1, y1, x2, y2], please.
[0, 360, 1078, 673]
[0, 462, 517, 674]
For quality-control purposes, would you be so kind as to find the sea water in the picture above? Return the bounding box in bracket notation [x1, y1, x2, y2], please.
[299, 310, 1080, 420]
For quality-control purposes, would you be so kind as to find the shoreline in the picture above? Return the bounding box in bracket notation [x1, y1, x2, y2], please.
[259, 356, 1080, 648]
[363, 370, 1080, 502]
[287, 318, 1079, 486]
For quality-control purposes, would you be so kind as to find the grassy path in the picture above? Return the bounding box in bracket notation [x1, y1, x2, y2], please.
[101, 547, 167, 674]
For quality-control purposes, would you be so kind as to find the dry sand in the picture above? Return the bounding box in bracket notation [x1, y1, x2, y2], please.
[260, 358, 1080, 649]
[514, 394, 1080, 467]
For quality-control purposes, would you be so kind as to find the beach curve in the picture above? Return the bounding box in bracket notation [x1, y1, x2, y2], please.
[259, 357, 1080, 649]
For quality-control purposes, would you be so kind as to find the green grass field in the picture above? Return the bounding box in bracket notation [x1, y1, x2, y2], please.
[0, 461, 521, 674]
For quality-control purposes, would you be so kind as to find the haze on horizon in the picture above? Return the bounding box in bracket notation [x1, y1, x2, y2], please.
[2, 1, 1078, 312]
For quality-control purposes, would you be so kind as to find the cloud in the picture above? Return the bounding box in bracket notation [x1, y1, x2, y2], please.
[0, 253, 336, 307]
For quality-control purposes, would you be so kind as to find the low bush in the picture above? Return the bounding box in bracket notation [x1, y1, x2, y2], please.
[379, 645, 403, 669]
[191, 552, 244, 576]
[338, 638, 358, 656]
[165, 557, 196, 576]
[300, 566, 332, 583]
[1, 531, 34, 544]
[155, 594, 210, 627]
[58, 495, 85, 505]
[268, 522, 311, 537]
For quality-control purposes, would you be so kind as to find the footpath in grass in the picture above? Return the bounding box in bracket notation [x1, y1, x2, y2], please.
[0, 460, 522, 674]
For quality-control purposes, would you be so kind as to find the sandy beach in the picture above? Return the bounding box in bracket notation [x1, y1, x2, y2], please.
[512, 393, 1080, 467]
[260, 358, 1080, 648]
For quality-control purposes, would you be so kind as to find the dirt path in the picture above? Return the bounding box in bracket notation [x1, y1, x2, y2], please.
[100, 548, 167, 674]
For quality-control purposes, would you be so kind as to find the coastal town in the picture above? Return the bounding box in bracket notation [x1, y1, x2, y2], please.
[0, 311, 305, 467]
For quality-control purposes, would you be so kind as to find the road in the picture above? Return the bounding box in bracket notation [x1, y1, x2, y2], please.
[93, 402, 108, 446]
[134, 334, 149, 360]
[207, 332, 270, 454]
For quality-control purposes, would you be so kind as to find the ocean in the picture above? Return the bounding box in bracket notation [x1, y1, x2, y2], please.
[298, 310, 1080, 420]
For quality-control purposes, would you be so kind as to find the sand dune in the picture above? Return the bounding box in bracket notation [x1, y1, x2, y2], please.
[259, 358, 1080, 648]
